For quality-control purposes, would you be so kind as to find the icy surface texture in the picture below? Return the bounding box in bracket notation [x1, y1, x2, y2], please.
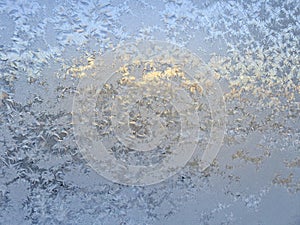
[0, 0, 299, 224]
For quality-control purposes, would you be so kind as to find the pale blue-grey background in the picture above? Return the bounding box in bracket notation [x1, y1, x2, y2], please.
[0, 0, 299, 224]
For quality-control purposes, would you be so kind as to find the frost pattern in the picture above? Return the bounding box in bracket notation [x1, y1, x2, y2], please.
[0, 0, 299, 224]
